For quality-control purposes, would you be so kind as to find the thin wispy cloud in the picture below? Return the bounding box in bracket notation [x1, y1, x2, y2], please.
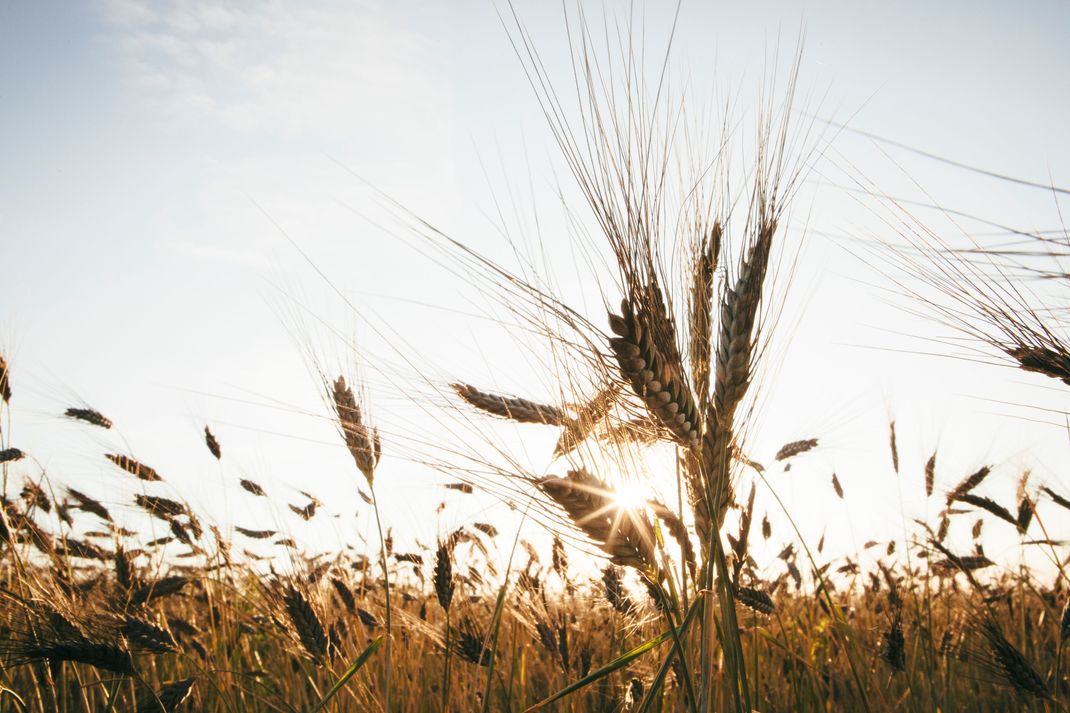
[99, 0, 444, 140]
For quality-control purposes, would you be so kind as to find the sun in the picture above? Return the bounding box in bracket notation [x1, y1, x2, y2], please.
[613, 480, 648, 511]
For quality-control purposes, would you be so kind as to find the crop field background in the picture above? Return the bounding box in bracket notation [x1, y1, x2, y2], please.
[1, 2, 1069, 711]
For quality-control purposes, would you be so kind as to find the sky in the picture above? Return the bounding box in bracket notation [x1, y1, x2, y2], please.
[1, 0, 1069, 581]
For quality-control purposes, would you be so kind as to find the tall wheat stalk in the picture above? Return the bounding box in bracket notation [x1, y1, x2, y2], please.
[330, 376, 388, 709]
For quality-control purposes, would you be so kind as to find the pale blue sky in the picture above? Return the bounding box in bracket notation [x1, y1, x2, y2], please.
[1, 1, 1068, 577]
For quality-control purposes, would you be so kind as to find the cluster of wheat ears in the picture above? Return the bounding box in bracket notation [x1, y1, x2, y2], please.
[2, 18, 1070, 713]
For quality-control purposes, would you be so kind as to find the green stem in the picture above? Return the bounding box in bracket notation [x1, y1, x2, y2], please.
[370, 487, 392, 712]
[442, 608, 451, 713]
[481, 500, 532, 713]
[637, 598, 704, 713]
[653, 582, 699, 713]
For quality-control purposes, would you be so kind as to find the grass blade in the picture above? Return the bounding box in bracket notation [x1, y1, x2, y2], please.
[522, 628, 675, 712]
[306, 635, 384, 713]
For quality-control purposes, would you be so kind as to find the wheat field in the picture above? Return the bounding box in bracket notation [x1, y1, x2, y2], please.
[1, 6, 1069, 713]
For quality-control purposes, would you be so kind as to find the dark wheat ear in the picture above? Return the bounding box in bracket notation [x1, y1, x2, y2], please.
[235, 526, 275, 539]
[128, 576, 189, 606]
[1007, 344, 1070, 385]
[979, 618, 1049, 697]
[956, 494, 1019, 529]
[136, 677, 196, 713]
[880, 609, 905, 673]
[105, 454, 163, 482]
[239, 478, 266, 496]
[433, 541, 455, 612]
[283, 585, 329, 663]
[1041, 485, 1070, 512]
[711, 218, 777, 427]
[10, 635, 138, 676]
[65, 407, 112, 429]
[453, 615, 492, 666]
[134, 494, 185, 521]
[330, 576, 356, 613]
[946, 466, 991, 504]
[204, 426, 221, 459]
[66, 488, 112, 522]
[0, 447, 25, 463]
[735, 585, 775, 615]
[121, 615, 179, 653]
[0, 352, 11, 403]
[601, 565, 635, 615]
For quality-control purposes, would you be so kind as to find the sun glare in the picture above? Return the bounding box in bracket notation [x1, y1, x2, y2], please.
[613, 481, 648, 511]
